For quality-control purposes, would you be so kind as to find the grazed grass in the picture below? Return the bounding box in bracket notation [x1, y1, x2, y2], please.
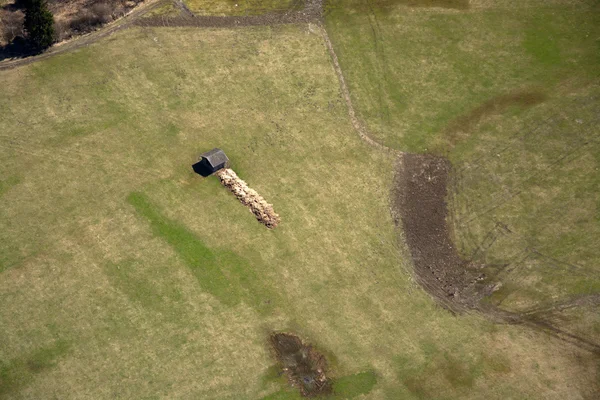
[261, 370, 377, 399]
[452, 85, 600, 318]
[0, 175, 19, 197]
[103, 259, 186, 314]
[523, 14, 562, 66]
[332, 370, 378, 398]
[393, 347, 513, 399]
[324, 0, 470, 13]
[0, 17, 598, 400]
[0, 176, 22, 272]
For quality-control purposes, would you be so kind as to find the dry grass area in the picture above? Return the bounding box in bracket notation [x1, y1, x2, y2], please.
[51, 0, 144, 41]
[0, 1, 24, 45]
[0, 19, 598, 400]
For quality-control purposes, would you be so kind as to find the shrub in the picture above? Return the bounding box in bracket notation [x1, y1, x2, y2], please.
[90, 2, 113, 24]
[69, 3, 115, 34]
[1, 10, 25, 45]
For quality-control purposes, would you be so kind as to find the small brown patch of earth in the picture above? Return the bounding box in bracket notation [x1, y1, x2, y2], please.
[391, 153, 494, 312]
[269, 332, 332, 397]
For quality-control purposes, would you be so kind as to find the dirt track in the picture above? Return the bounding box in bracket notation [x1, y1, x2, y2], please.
[319, 23, 398, 154]
[391, 153, 490, 312]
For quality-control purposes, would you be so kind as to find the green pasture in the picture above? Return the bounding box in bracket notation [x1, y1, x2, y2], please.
[184, 0, 300, 16]
[325, 0, 599, 152]
[0, 4, 598, 399]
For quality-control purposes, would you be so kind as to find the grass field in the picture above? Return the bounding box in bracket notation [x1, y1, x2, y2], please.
[325, 0, 600, 342]
[144, 2, 182, 18]
[325, 0, 599, 151]
[0, 3, 599, 400]
[184, 0, 300, 16]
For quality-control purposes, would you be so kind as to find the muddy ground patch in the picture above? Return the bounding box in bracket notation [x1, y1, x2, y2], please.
[391, 153, 493, 311]
[269, 332, 331, 397]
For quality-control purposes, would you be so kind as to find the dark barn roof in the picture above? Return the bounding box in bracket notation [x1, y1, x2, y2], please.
[192, 148, 229, 177]
[201, 148, 229, 169]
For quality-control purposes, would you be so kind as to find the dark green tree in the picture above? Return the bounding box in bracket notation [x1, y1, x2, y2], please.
[23, 0, 55, 50]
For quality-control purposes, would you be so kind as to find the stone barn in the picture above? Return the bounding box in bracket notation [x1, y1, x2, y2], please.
[193, 148, 230, 177]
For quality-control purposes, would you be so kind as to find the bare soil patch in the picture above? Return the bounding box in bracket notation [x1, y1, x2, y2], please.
[216, 168, 280, 229]
[269, 332, 332, 397]
[392, 153, 493, 311]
